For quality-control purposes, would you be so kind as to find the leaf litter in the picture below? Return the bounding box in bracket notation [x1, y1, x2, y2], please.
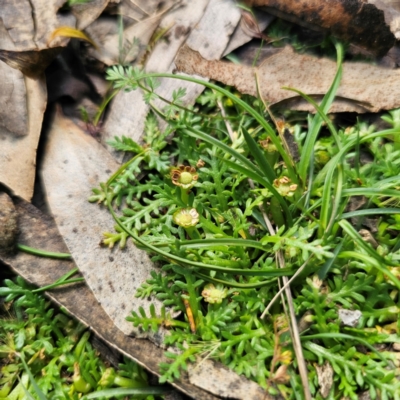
[175, 44, 400, 113]
[0, 1, 400, 398]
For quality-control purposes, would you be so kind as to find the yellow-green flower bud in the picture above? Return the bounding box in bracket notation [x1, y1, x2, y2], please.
[201, 283, 227, 304]
[173, 208, 200, 227]
[99, 367, 116, 388]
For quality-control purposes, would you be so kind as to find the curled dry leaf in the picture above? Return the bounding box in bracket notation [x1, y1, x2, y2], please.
[244, 0, 395, 57]
[175, 45, 400, 113]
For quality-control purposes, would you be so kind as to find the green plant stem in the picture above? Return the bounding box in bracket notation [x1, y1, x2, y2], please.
[269, 197, 285, 227]
[180, 187, 189, 206]
[184, 226, 201, 240]
[17, 244, 72, 259]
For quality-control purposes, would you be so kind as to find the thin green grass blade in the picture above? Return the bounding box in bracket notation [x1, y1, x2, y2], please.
[282, 87, 341, 149]
[242, 127, 276, 181]
[318, 241, 343, 279]
[342, 188, 400, 198]
[184, 126, 265, 178]
[17, 353, 47, 400]
[298, 41, 344, 184]
[179, 238, 275, 251]
[194, 272, 281, 288]
[318, 161, 336, 236]
[82, 386, 171, 399]
[222, 158, 293, 226]
[325, 163, 344, 236]
[339, 220, 397, 267]
[113, 70, 297, 179]
[340, 208, 400, 219]
[17, 244, 72, 259]
[338, 250, 400, 290]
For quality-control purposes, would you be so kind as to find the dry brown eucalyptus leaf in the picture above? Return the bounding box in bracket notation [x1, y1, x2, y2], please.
[175, 45, 400, 113]
[244, 0, 395, 57]
[119, 0, 177, 21]
[187, 359, 268, 399]
[224, 9, 275, 56]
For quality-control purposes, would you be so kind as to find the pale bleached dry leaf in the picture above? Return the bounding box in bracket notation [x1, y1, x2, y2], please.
[224, 9, 274, 56]
[0, 61, 27, 136]
[85, 8, 168, 66]
[315, 362, 334, 398]
[187, 359, 269, 400]
[0, 198, 220, 400]
[245, 0, 395, 57]
[0, 0, 72, 51]
[102, 0, 242, 161]
[0, 71, 46, 200]
[102, 0, 210, 159]
[120, 0, 166, 20]
[71, 0, 110, 30]
[175, 45, 400, 113]
[41, 110, 161, 336]
[338, 309, 362, 327]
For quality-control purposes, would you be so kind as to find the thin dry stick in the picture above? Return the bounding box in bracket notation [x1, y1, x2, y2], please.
[261, 256, 313, 318]
[260, 208, 312, 400]
[216, 97, 236, 142]
[251, 76, 312, 398]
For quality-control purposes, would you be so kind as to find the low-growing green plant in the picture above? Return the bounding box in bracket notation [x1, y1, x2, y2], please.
[90, 41, 400, 398]
[0, 276, 169, 399]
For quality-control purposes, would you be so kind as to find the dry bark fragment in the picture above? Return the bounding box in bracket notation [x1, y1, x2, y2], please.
[244, 0, 395, 57]
[0, 192, 19, 255]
